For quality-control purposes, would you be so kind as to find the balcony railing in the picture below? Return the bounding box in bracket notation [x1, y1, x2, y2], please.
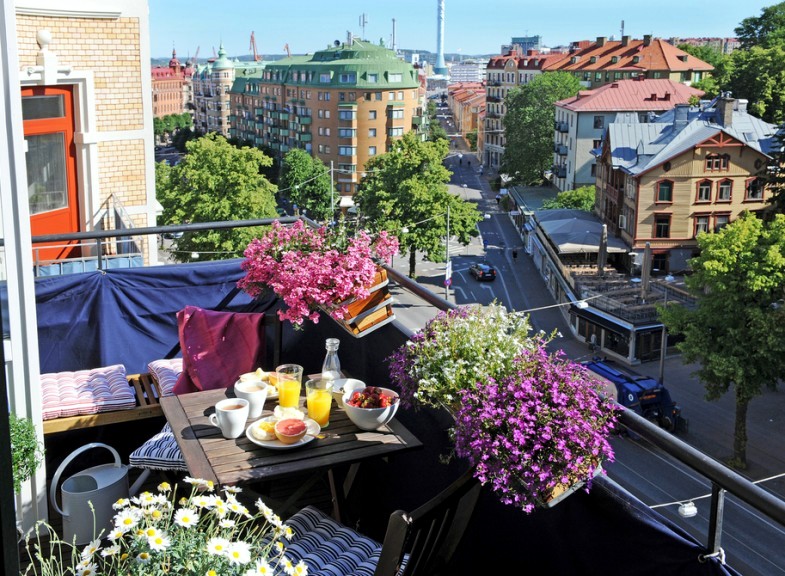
[14, 218, 785, 574]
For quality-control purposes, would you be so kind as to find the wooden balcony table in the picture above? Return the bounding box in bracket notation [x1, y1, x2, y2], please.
[160, 385, 421, 520]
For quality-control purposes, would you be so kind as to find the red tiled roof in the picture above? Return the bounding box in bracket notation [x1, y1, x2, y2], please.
[543, 37, 714, 73]
[555, 78, 704, 111]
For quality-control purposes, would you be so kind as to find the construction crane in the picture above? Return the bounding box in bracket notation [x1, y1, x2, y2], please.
[249, 31, 261, 61]
[190, 45, 200, 66]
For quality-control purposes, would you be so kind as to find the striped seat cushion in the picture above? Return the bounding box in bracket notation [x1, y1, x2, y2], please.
[129, 423, 187, 471]
[281, 506, 406, 576]
[147, 358, 183, 397]
[40, 364, 135, 420]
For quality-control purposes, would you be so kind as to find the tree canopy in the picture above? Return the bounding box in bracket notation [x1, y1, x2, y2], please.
[502, 72, 582, 185]
[540, 185, 596, 211]
[735, 1, 785, 49]
[659, 212, 785, 468]
[280, 148, 332, 222]
[355, 131, 482, 277]
[156, 133, 278, 262]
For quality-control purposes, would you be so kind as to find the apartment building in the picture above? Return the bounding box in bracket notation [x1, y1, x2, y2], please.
[553, 78, 704, 191]
[447, 82, 485, 141]
[595, 97, 776, 274]
[449, 59, 489, 83]
[192, 45, 266, 137]
[229, 37, 425, 197]
[151, 49, 193, 118]
[547, 35, 714, 89]
[483, 49, 562, 169]
[670, 36, 740, 55]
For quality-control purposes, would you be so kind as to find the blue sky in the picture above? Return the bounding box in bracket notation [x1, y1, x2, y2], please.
[149, 0, 773, 59]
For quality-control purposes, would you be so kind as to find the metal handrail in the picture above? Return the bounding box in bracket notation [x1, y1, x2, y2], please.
[27, 217, 785, 550]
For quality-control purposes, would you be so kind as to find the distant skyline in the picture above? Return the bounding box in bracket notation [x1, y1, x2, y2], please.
[149, 0, 773, 59]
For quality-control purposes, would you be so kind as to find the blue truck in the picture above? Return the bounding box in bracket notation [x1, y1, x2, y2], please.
[582, 359, 688, 433]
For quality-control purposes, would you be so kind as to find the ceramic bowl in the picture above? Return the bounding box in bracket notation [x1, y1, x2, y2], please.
[342, 386, 400, 431]
[331, 378, 366, 408]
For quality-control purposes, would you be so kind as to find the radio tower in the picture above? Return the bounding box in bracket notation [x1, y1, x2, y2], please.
[434, 0, 448, 75]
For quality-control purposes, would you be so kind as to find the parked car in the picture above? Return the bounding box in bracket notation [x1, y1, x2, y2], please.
[469, 263, 496, 281]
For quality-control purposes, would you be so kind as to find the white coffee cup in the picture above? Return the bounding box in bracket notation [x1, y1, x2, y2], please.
[209, 398, 249, 439]
[234, 380, 269, 419]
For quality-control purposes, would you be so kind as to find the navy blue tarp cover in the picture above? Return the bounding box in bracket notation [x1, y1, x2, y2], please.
[34, 259, 274, 375]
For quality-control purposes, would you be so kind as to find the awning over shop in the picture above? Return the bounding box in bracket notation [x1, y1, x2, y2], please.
[535, 209, 628, 255]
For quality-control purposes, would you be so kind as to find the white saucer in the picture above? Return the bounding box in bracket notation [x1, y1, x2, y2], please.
[245, 418, 320, 450]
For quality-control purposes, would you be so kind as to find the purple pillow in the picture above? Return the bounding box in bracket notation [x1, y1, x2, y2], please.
[172, 306, 267, 395]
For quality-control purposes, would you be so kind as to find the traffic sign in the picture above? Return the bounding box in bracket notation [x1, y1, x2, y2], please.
[444, 278, 452, 287]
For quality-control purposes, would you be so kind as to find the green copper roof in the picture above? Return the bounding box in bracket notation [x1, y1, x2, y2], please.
[213, 43, 232, 70]
[252, 38, 419, 90]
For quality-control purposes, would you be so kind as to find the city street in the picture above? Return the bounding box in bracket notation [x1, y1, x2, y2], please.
[387, 106, 785, 575]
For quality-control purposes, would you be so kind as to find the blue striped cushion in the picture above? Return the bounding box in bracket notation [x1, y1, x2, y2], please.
[281, 506, 406, 576]
[129, 423, 187, 471]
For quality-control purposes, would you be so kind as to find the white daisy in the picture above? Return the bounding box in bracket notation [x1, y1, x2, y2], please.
[174, 507, 199, 528]
[293, 561, 309, 576]
[226, 540, 251, 565]
[135, 551, 151, 564]
[206, 536, 230, 556]
[76, 561, 98, 576]
[112, 497, 130, 510]
[148, 532, 171, 551]
[114, 508, 140, 530]
[219, 518, 236, 529]
[101, 543, 121, 557]
[157, 481, 172, 492]
[80, 538, 101, 559]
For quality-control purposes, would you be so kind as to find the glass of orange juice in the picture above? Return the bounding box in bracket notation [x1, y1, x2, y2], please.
[306, 377, 333, 427]
[275, 364, 303, 408]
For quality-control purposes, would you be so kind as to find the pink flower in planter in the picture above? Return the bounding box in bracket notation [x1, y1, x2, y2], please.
[239, 220, 398, 326]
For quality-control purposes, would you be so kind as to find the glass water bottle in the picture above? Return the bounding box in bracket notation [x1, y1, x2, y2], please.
[321, 338, 341, 381]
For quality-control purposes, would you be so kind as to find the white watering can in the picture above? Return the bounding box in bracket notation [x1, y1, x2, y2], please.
[50, 443, 144, 545]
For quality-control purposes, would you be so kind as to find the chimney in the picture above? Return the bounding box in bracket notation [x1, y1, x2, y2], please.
[621, 35, 631, 47]
[650, 93, 658, 101]
[737, 99, 748, 114]
[663, 92, 671, 101]
[717, 96, 735, 128]
[596, 36, 607, 47]
[673, 103, 689, 130]
[610, 83, 619, 88]
[643, 34, 652, 46]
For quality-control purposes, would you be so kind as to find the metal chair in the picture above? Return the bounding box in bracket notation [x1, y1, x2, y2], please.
[282, 469, 481, 576]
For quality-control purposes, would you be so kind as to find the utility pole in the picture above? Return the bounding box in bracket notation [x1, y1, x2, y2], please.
[445, 203, 451, 300]
[330, 160, 335, 222]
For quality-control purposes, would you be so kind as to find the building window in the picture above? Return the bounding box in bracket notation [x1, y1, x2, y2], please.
[338, 109, 356, 120]
[715, 214, 730, 232]
[654, 214, 671, 238]
[375, 92, 382, 101]
[718, 179, 732, 201]
[338, 146, 356, 156]
[339, 92, 345, 101]
[319, 73, 331, 83]
[695, 215, 710, 236]
[338, 128, 355, 138]
[696, 180, 712, 202]
[389, 109, 404, 119]
[367, 73, 378, 83]
[388, 73, 402, 82]
[369, 110, 377, 120]
[656, 180, 673, 203]
[595, 72, 602, 81]
[388, 92, 395, 101]
[398, 91, 404, 100]
[745, 177, 763, 200]
[705, 153, 729, 172]
[338, 163, 356, 173]
[592, 139, 602, 149]
[652, 252, 669, 273]
[339, 72, 357, 83]
[348, 92, 356, 101]
[593, 115, 604, 129]
[389, 127, 404, 137]
[369, 128, 376, 137]
[591, 164, 597, 177]
[369, 145, 377, 156]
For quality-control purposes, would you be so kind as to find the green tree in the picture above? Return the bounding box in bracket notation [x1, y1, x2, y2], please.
[502, 72, 582, 185]
[725, 43, 785, 123]
[660, 212, 785, 468]
[172, 126, 197, 152]
[540, 185, 596, 211]
[466, 129, 478, 151]
[156, 133, 278, 262]
[763, 130, 785, 215]
[735, 1, 785, 49]
[153, 117, 164, 138]
[355, 132, 482, 278]
[280, 148, 332, 221]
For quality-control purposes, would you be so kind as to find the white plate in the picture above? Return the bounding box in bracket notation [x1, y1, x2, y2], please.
[245, 418, 321, 450]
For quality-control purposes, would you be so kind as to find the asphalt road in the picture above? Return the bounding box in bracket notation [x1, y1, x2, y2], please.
[389, 109, 785, 575]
